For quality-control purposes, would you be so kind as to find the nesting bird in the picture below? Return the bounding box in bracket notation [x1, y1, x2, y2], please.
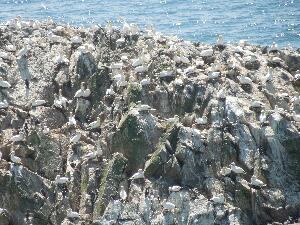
[130, 169, 145, 180]
[168, 185, 182, 192]
[55, 175, 69, 184]
[70, 132, 81, 144]
[86, 117, 101, 130]
[0, 100, 9, 109]
[119, 185, 127, 201]
[230, 162, 245, 174]
[10, 151, 22, 164]
[74, 82, 91, 98]
[250, 175, 266, 188]
[210, 195, 225, 204]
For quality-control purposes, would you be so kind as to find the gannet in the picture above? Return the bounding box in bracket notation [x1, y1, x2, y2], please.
[17, 46, 30, 57]
[219, 167, 231, 176]
[129, 169, 144, 180]
[136, 103, 155, 112]
[5, 44, 16, 52]
[75, 82, 90, 98]
[68, 113, 76, 126]
[216, 35, 224, 45]
[210, 195, 225, 204]
[10, 151, 21, 164]
[237, 75, 252, 85]
[271, 57, 283, 64]
[200, 49, 214, 57]
[55, 175, 69, 184]
[264, 67, 273, 82]
[140, 78, 151, 86]
[230, 162, 245, 174]
[0, 51, 11, 60]
[251, 100, 265, 108]
[70, 133, 81, 144]
[159, 70, 173, 78]
[106, 88, 115, 96]
[54, 53, 69, 65]
[70, 36, 82, 44]
[42, 126, 50, 134]
[162, 200, 176, 211]
[54, 94, 64, 109]
[0, 80, 11, 88]
[11, 132, 25, 142]
[32, 99, 46, 107]
[119, 185, 127, 201]
[184, 66, 196, 75]
[173, 78, 183, 86]
[116, 37, 125, 47]
[208, 71, 221, 79]
[195, 116, 208, 125]
[250, 175, 266, 187]
[269, 42, 278, 52]
[86, 117, 101, 129]
[168, 185, 181, 192]
[217, 88, 226, 99]
[110, 62, 123, 70]
[135, 65, 148, 73]
[293, 114, 300, 122]
[58, 89, 68, 108]
[259, 111, 267, 124]
[0, 151, 2, 160]
[239, 40, 248, 47]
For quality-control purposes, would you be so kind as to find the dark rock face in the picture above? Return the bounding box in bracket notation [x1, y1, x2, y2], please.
[0, 21, 300, 225]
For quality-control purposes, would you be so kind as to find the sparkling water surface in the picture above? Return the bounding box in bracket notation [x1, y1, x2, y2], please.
[0, 0, 299, 47]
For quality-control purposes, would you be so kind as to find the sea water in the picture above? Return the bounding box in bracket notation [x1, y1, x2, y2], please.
[0, 0, 299, 47]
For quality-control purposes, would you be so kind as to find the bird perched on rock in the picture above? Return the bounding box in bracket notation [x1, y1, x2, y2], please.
[0, 79, 11, 88]
[10, 151, 22, 164]
[230, 162, 245, 174]
[11, 132, 25, 142]
[130, 169, 144, 180]
[250, 175, 266, 188]
[32, 99, 46, 107]
[119, 185, 127, 201]
[237, 75, 252, 85]
[168, 185, 182, 192]
[162, 200, 176, 211]
[0, 100, 9, 109]
[86, 117, 101, 130]
[75, 82, 91, 98]
[70, 132, 81, 144]
[66, 209, 80, 220]
[210, 195, 225, 204]
[55, 175, 69, 184]
[68, 112, 76, 127]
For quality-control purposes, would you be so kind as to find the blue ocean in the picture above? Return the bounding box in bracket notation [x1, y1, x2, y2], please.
[0, 0, 299, 47]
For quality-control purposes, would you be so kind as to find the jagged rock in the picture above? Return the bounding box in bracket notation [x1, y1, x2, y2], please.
[93, 153, 127, 219]
[112, 109, 162, 174]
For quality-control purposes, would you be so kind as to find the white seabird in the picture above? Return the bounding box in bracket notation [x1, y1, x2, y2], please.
[0, 100, 9, 109]
[162, 200, 176, 211]
[219, 167, 231, 176]
[5, 44, 16, 52]
[58, 89, 68, 108]
[17, 46, 30, 57]
[119, 185, 127, 201]
[269, 42, 278, 52]
[140, 78, 151, 86]
[251, 100, 265, 108]
[11, 132, 25, 142]
[293, 114, 300, 122]
[54, 53, 69, 65]
[0, 151, 2, 160]
[55, 175, 69, 184]
[195, 116, 208, 125]
[230, 162, 245, 174]
[42, 125, 50, 134]
[159, 70, 173, 78]
[68, 113, 76, 126]
[208, 71, 221, 79]
[237, 75, 252, 85]
[10, 151, 22, 164]
[216, 35, 224, 46]
[200, 48, 214, 57]
[70, 36, 83, 44]
[264, 67, 273, 82]
[67, 209, 80, 219]
[106, 88, 115, 96]
[129, 169, 144, 180]
[210, 195, 225, 204]
[32, 99, 46, 107]
[75, 82, 91, 98]
[250, 175, 266, 187]
[70, 132, 81, 144]
[0, 80, 11, 88]
[168, 185, 182, 192]
[86, 117, 101, 129]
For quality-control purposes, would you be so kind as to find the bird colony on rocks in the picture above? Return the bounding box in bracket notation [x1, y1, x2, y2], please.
[0, 17, 300, 225]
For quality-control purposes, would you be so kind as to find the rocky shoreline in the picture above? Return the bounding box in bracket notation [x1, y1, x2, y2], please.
[0, 18, 300, 225]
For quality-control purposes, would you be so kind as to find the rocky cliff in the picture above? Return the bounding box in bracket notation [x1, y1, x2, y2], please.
[0, 18, 300, 225]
